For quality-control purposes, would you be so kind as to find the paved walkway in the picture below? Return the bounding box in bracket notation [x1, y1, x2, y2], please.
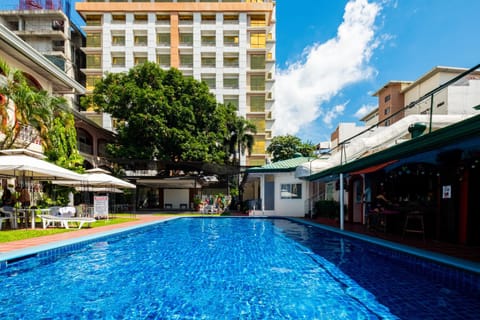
[0, 214, 169, 254]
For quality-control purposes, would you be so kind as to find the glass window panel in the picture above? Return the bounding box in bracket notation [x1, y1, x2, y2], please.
[202, 15, 216, 24]
[134, 35, 148, 46]
[250, 95, 265, 112]
[112, 35, 125, 46]
[250, 15, 266, 27]
[250, 32, 266, 48]
[179, 33, 193, 46]
[180, 54, 193, 68]
[250, 75, 265, 91]
[86, 54, 101, 68]
[201, 35, 216, 46]
[156, 14, 170, 23]
[112, 15, 126, 23]
[87, 33, 101, 47]
[86, 15, 102, 26]
[134, 14, 148, 23]
[157, 33, 170, 45]
[86, 75, 102, 91]
[250, 54, 265, 69]
[223, 75, 239, 89]
[224, 55, 239, 67]
[252, 137, 265, 154]
[134, 56, 148, 65]
[280, 184, 302, 199]
[223, 14, 238, 23]
[201, 56, 216, 68]
[224, 34, 239, 46]
[202, 75, 216, 89]
[112, 56, 125, 67]
[224, 96, 239, 109]
[157, 54, 171, 67]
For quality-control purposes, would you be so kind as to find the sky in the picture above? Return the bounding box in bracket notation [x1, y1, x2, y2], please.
[275, 0, 480, 143]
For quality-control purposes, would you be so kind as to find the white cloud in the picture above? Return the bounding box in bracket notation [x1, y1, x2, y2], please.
[354, 103, 377, 119]
[273, 0, 382, 136]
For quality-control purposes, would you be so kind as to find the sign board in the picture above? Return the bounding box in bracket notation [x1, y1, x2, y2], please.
[94, 195, 109, 218]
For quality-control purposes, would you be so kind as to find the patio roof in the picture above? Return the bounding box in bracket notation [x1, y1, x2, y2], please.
[306, 113, 480, 181]
[247, 156, 314, 173]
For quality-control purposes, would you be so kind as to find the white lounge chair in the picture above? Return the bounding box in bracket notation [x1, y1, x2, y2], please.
[0, 206, 14, 229]
[201, 205, 218, 214]
[39, 214, 96, 229]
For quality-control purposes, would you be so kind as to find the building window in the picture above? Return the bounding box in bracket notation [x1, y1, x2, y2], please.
[202, 14, 216, 24]
[280, 184, 302, 199]
[86, 33, 101, 47]
[86, 15, 101, 26]
[250, 32, 266, 48]
[201, 54, 216, 68]
[134, 55, 148, 66]
[112, 34, 125, 46]
[224, 95, 239, 110]
[202, 74, 216, 89]
[112, 55, 125, 67]
[250, 95, 265, 112]
[384, 94, 391, 103]
[157, 33, 170, 46]
[156, 14, 170, 24]
[179, 14, 193, 25]
[223, 14, 238, 24]
[252, 136, 265, 154]
[384, 107, 390, 115]
[86, 75, 102, 91]
[223, 54, 239, 67]
[223, 74, 239, 89]
[384, 119, 391, 126]
[201, 34, 216, 46]
[224, 34, 239, 46]
[134, 33, 148, 46]
[86, 54, 101, 69]
[112, 14, 126, 24]
[157, 54, 170, 67]
[179, 33, 193, 46]
[250, 75, 265, 91]
[250, 54, 265, 69]
[250, 118, 265, 131]
[249, 15, 266, 27]
[134, 14, 148, 23]
[180, 54, 193, 68]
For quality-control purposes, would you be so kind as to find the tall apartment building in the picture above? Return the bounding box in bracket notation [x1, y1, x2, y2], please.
[76, 0, 276, 167]
[0, 0, 85, 90]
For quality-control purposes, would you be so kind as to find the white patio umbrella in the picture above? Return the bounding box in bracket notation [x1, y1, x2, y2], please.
[52, 170, 136, 189]
[0, 154, 84, 181]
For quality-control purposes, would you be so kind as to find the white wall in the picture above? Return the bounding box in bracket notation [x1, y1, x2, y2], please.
[164, 189, 189, 209]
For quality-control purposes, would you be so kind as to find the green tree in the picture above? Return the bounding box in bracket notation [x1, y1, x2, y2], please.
[228, 116, 257, 165]
[0, 59, 55, 150]
[87, 62, 252, 164]
[266, 135, 315, 162]
[44, 110, 84, 173]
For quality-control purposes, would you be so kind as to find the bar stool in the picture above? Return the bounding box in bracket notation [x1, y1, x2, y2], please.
[403, 210, 425, 241]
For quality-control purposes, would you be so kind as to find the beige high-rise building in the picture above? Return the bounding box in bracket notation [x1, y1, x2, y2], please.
[76, 0, 276, 167]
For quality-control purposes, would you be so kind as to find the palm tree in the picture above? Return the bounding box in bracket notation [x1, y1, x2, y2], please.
[228, 116, 257, 166]
[0, 59, 55, 150]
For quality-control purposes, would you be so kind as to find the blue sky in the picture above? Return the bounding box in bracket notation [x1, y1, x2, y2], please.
[275, 0, 480, 143]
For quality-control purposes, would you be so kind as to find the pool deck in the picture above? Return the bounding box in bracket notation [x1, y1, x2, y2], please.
[1, 214, 479, 268]
[0, 214, 169, 254]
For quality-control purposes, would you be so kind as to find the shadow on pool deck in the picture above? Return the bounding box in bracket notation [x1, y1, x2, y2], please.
[306, 216, 480, 263]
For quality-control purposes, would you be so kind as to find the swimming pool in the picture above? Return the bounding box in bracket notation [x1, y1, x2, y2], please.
[0, 217, 479, 319]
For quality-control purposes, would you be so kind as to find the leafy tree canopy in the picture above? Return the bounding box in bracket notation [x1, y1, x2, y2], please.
[87, 62, 253, 164]
[266, 135, 315, 162]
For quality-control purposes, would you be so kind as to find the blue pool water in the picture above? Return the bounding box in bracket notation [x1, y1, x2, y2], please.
[0, 217, 479, 319]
